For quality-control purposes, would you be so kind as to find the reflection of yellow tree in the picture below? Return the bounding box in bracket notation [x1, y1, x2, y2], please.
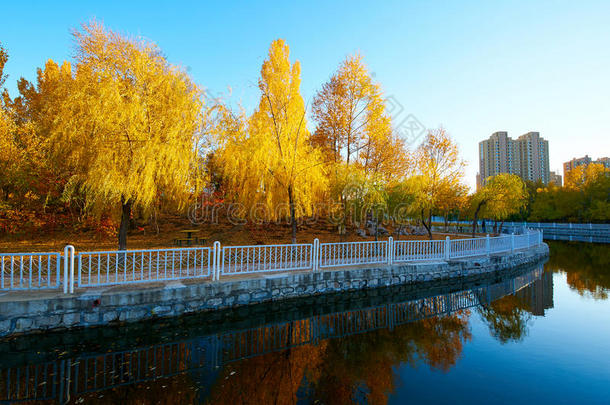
[546, 241, 610, 300]
[206, 343, 326, 405]
[477, 295, 532, 344]
[204, 311, 471, 405]
[312, 311, 471, 405]
[206, 319, 326, 405]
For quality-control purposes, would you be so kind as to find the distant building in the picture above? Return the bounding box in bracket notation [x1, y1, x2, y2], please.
[596, 157, 610, 169]
[563, 155, 610, 178]
[477, 131, 550, 189]
[549, 171, 562, 186]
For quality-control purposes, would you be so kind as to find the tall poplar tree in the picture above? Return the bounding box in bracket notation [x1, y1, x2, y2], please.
[215, 39, 326, 243]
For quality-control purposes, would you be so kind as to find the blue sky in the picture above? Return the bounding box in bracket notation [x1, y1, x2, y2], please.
[2, 0, 609, 189]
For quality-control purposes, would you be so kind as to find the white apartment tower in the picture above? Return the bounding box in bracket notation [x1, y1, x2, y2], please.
[477, 131, 550, 188]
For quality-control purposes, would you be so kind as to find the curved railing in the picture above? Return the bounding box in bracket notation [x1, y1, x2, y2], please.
[0, 229, 544, 292]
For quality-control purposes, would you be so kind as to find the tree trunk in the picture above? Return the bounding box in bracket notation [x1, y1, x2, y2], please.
[421, 209, 433, 240]
[118, 197, 132, 251]
[374, 209, 379, 242]
[288, 186, 297, 244]
[472, 201, 484, 238]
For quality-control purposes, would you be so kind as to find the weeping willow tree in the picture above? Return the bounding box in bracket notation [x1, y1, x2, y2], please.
[215, 39, 327, 243]
[49, 22, 203, 249]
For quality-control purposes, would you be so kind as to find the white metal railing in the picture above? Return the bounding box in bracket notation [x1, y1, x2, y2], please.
[490, 235, 511, 254]
[394, 240, 444, 262]
[0, 252, 62, 290]
[1, 229, 543, 293]
[75, 247, 212, 287]
[504, 221, 609, 230]
[220, 243, 312, 276]
[450, 237, 487, 259]
[319, 240, 388, 268]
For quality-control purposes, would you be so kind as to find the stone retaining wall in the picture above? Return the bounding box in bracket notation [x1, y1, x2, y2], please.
[0, 244, 549, 338]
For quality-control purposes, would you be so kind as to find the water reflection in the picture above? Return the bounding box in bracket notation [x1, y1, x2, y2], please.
[0, 264, 550, 404]
[477, 270, 553, 344]
[546, 240, 610, 299]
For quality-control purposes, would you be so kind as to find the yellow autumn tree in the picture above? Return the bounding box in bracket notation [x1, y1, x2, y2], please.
[48, 22, 203, 249]
[215, 39, 327, 243]
[564, 163, 608, 191]
[311, 54, 410, 179]
[436, 181, 469, 230]
[0, 43, 16, 202]
[414, 127, 466, 239]
[470, 173, 528, 236]
[4, 60, 76, 209]
[0, 102, 17, 202]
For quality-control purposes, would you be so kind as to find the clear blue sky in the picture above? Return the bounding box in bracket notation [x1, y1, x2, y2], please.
[2, 0, 609, 189]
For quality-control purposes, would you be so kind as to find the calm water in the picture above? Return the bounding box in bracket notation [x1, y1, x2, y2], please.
[1, 241, 609, 404]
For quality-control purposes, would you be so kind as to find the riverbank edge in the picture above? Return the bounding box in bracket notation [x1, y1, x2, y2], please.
[0, 244, 549, 337]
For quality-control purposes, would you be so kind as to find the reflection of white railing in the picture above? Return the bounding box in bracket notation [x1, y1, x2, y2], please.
[1, 229, 543, 293]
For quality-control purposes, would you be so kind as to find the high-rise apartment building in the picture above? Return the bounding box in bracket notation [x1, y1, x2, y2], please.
[477, 131, 550, 188]
[517, 132, 550, 184]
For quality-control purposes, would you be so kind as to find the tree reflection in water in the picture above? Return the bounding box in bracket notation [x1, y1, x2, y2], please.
[0, 265, 549, 405]
[477, 295, 532, 343]
[546, 241, 610, 299]
[205, 312, 471, 405]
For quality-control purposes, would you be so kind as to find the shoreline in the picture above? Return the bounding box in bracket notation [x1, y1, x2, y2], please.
[0, 243, 549, 338]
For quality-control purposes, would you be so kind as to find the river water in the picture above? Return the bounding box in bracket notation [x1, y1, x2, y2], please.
[1, 241, 608, 404]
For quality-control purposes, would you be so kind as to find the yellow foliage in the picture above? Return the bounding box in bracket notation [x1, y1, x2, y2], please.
[473, 173, 528, 222]
[311, 54, 411, 179]
[48, 21, 203, 217]
[215, 39, 327, 238]
[564, 163, 608, 191]
[412, 127, 466, 236]
[0, 107, 18, 195]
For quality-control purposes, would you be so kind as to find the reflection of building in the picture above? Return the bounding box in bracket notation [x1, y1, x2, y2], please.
[549, 171, 562, 186]
[563, 155, 610, 178]
[477, 131, 550, 189]
[515, 270, 554, 316]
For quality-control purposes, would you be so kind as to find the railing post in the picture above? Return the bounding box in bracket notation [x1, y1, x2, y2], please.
[63, 245, 75, 294]
[510, 233, 515, 253]
[486, 234, 490, 257]
[444, 236, 450, 260]
[312, 238, 320, 271]
[212, 241, 221, 281]
[388, 237, 393, 265]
